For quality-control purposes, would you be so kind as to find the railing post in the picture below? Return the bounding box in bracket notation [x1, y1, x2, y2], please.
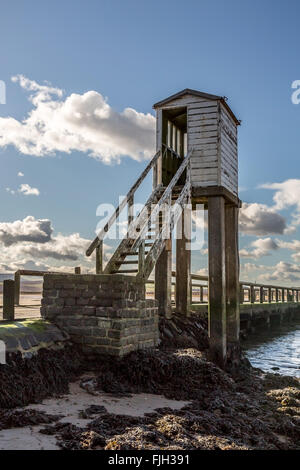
[3, 280, 15, 321]
[260, 286, 264, 303]
[14, 271, 21, 306]
[74, 267, 81, 274]
[268, 287, 272, 303]
[200, 285, 204, 303]
[96, 241, 103, 274]
[250, 285, 255, 304]
[275, 288, 279, 303]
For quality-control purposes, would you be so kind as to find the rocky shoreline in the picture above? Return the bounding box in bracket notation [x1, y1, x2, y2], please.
[0, 314, 299, 450]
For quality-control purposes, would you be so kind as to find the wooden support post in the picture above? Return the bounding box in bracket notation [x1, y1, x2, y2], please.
[74, 267, 81, 274]
[14, 271, 20, 306]
[275, 288, 279, 303]
[282, 288, 285, 302]
[225, 204, 240, 358]
[200, 286, 204, 303]
[208, 196, 226, 367]
[176, 207, 191, 316]
[96, 241, 103, 274]
[3, 280, 15, 321]
[155, 239, 172, 319]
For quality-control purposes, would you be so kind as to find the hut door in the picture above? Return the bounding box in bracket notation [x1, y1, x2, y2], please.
[161, 108, 187, 186]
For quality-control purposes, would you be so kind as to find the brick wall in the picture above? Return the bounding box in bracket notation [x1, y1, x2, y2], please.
[41, 274, 159, 357]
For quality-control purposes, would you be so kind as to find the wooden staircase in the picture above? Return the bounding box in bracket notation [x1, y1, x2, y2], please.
[86, 148, 193, 282]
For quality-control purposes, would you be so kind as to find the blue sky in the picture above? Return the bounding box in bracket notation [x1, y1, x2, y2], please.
[0, 0, 300, 285]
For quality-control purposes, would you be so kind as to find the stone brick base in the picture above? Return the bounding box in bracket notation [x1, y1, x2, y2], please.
[41, 274, 159, 357]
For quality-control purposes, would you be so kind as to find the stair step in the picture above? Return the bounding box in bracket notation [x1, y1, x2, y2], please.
[115, 260, 137, 265]
[112, 269, 138, 274]
[122, 251, 139, 256]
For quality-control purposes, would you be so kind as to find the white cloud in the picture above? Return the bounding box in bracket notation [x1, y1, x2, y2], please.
[240, 237, 279, 259]
[239, 202, 286, 236]
[0, 75, 155, 164]
[260, 179, 300, 230]
[18, 183, 40, 196]
[258, 261, 300, 284]
[6, 187, 15, 195]
[276, 239, 300, 262]
[0, 216, 52, 246]
[0, 215, 112, 273]
[18, 172, 24, 177]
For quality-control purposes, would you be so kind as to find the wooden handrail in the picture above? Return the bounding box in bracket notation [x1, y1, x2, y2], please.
[86, 150, 161, 256]
[145, 273, 300, 305]
[131, 148, 193, 250]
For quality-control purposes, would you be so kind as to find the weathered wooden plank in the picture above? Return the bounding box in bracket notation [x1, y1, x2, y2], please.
[132, 149, 193, 251]
[208, 196, 226, 367]
[220, 142, 237, 163]
[188, 114, 219, 126]
[191, 155, 218, 164]
[221, 159, 238, 177]
[192, 168, 219, 176]
[159, 95, 206, 108]
[189, 149, 217, 158]
[220, 104, 238, 134]
[188, 129, 218, 140]
[225, 205, 240, 344]
[86, 150, 161, 256]
[188, 100, 218, 109]
[176, 207, 191, 316]
[189, 137, 218, 146]
[221, 131, 237, 155]
[188, 121, 218, 132]
[188, 109, 218, 120]
[188, 105, 218, 115]
[3, 280, 15, 321]
[192, 180, 219, 187]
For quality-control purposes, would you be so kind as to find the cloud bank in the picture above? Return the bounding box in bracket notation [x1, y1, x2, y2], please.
[0, 75, 155, 164]
[0, 216, 111, 274]
[240, 237, 279, 259]
[239, 202, 286, 236]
